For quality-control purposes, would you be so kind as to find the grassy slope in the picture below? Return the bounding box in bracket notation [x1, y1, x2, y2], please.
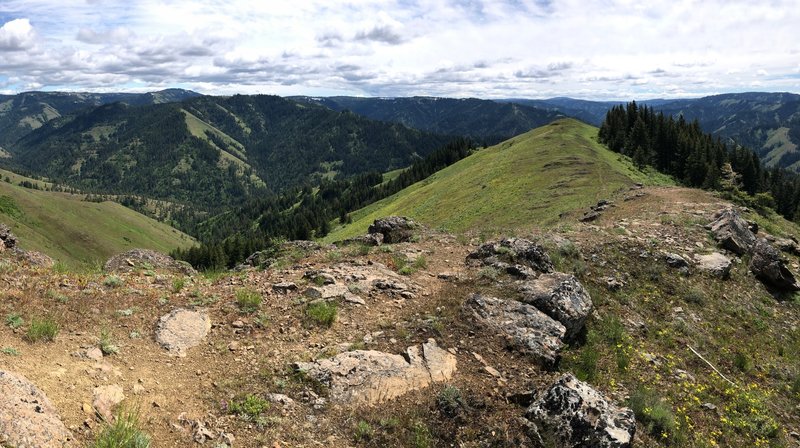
[0, 177, 193, 267]
[326, 118, 673, 241]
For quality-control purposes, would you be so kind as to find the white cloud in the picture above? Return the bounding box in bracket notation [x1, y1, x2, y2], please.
[0, 0, 797, 99]
[0, 18, 36, 51]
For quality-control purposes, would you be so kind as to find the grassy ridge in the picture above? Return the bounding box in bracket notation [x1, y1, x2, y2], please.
[0, 174, 193, 267]
[326, 119, 673, 241]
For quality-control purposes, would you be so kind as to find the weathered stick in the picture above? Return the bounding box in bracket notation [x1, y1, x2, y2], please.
[687, 344, 736, 387]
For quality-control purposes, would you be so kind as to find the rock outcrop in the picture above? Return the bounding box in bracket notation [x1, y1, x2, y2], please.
[341, 233, 384, 247]
[465, 294, 565, 368]
[294, 339, 456, 405]
[517, 272, 593, 340]
[105, 248, 196, 275]
[467, 238, 553, 278]
[0, 223, 17, 250]
[749, 238, 800, 291]
[707, 208, 756, 255]
[368, 216, 418, 244]
[155, 309, 212, 356]
[526, 373, 636, 448]
[0, 370, 74, 447]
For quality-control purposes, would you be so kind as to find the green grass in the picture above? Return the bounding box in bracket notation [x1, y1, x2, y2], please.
[5, 313, 23, 329]
[26, 317, 59, 342]
[91, 407, 151, 448]
[305, 301, 338, 327]
[99, 329, 119, 355]
[229, 394, 270, 419]
[0, 169, 193, 268]
[325, 119, 674, 242]
[236, 288, 262, 314]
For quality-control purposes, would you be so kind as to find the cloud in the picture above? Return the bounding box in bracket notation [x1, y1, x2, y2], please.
[354, 25, 404, 45]
[0, 18, 36, 51]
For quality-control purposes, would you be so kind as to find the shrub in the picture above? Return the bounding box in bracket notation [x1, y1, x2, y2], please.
[91, 407, 151, 448]
[26, 317, 59, 342]
[5, 313, 23, 329]
[354, 420, 373, 442]
[437, 385, 464, 417]
[629, 386, 679, 442]
[306, 301, 338, 327]
[733, 351, 752, 373]
[99, 329, 119, 355]
[171, 277, 186, 293]
[410, 421, 433, 448]
[229, 394, 270, 419]
[103, 275, 123, 288]
[236, 288, 262, 314]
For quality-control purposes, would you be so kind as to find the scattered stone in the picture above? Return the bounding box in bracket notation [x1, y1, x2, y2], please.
[368, 216, 418, 244]
[749, 238, 800, 291]
[92, 385, 125, 422]
[466, 238, 553, 275]
[155, 308, 212, 356]
[701, 402, 718, 411]
[231, 320, 245, 328]
[707, 208, 756, 255]
[484, 366, 502, 377]
[341, 233, 384, 246]
[295, 339, 456, 405]
[526, 373, 636, 448]
[343, 293, 366, 305]
[0, 224, 17, 249]
[605, 277, 624, 291]
[178, 413, 216, 444]
[695, 252, 732, 279]
[517, 272, 593, 340]
[272, 282, 298, 293]
[266, 393, 295, 406]
[664, 252, 689, 268]
[104, 248, 196, 275]
[465, 294, 565, 368]
[304, 270, 336, 285]
[0, 370, 74, 447]
[227, 341, 240, 351]
[241, 250, 275, 269]
[85, 347, 103, 361]
[579, 210, 601, 222]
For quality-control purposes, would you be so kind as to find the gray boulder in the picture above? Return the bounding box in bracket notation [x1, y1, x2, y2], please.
[749, 238, 800, 291]
[518, 272, 593, 340]
[368, 216, 417, 244]
[465, 294, 565, 368]
[695, 252, 732, 279]
[526, 373, 636, 448]
[707, 208, 756, 255]
[0, 370, 74, 447]
[156, 308, 212, 356]
[294, 339, 456, 405]
[467, 238, 553, 276]
[664, 253, 689, 269]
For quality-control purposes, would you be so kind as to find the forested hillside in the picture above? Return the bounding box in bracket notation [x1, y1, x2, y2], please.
[291, 96, 563, 143]
[598, 101, 800, 219]
[7, 95, 450, 210]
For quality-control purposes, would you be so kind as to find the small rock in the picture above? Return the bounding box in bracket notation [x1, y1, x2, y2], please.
[701, 402, 717, 411]
[272, 281, 298, 293]
[484, 366, 502, 377]
[93, 384, 125, 421]
[231, 320, 245, 328]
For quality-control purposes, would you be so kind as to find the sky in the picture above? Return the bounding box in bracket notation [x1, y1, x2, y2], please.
[0, 0, 798, 100]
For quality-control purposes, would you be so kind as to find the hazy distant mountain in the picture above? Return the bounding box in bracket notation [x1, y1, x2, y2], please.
[0, 89, 201, 148]
[290, 96, 564, 143]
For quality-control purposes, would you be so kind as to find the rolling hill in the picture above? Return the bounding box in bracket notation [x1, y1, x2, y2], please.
[0, 169, 193, 267]
[325, 118, 673, 241]
[290, 95, 564, 143]
[0, 89, 200, 149]
[7, 95, 450, 208]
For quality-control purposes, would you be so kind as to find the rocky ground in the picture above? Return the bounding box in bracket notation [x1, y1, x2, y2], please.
[1, 186, 800, 447]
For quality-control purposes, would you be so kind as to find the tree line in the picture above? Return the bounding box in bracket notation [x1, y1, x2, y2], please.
[599, 102, 800, 220]
[171, 137, 476, 269]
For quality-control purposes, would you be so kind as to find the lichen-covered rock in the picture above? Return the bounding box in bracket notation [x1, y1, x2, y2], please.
[12, 248, 55, 268]
[294, 339, 456, 405]
[466, 238, 553, 276]
[518, 272, 593, 340]
[105, 248, 196, 275]
[707, 208, 756, 255]
[155, 309, 211, 356]
[368, 216, 417, 244]
[695, 252, 732, 278]
[0, 223, 17, 249]
[465, 294, 565, 368]
[0, 370, 74, 447]
[664, 252, 689, 269]
[749, 238, 800, 291]
[526, 373, 636, 448]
